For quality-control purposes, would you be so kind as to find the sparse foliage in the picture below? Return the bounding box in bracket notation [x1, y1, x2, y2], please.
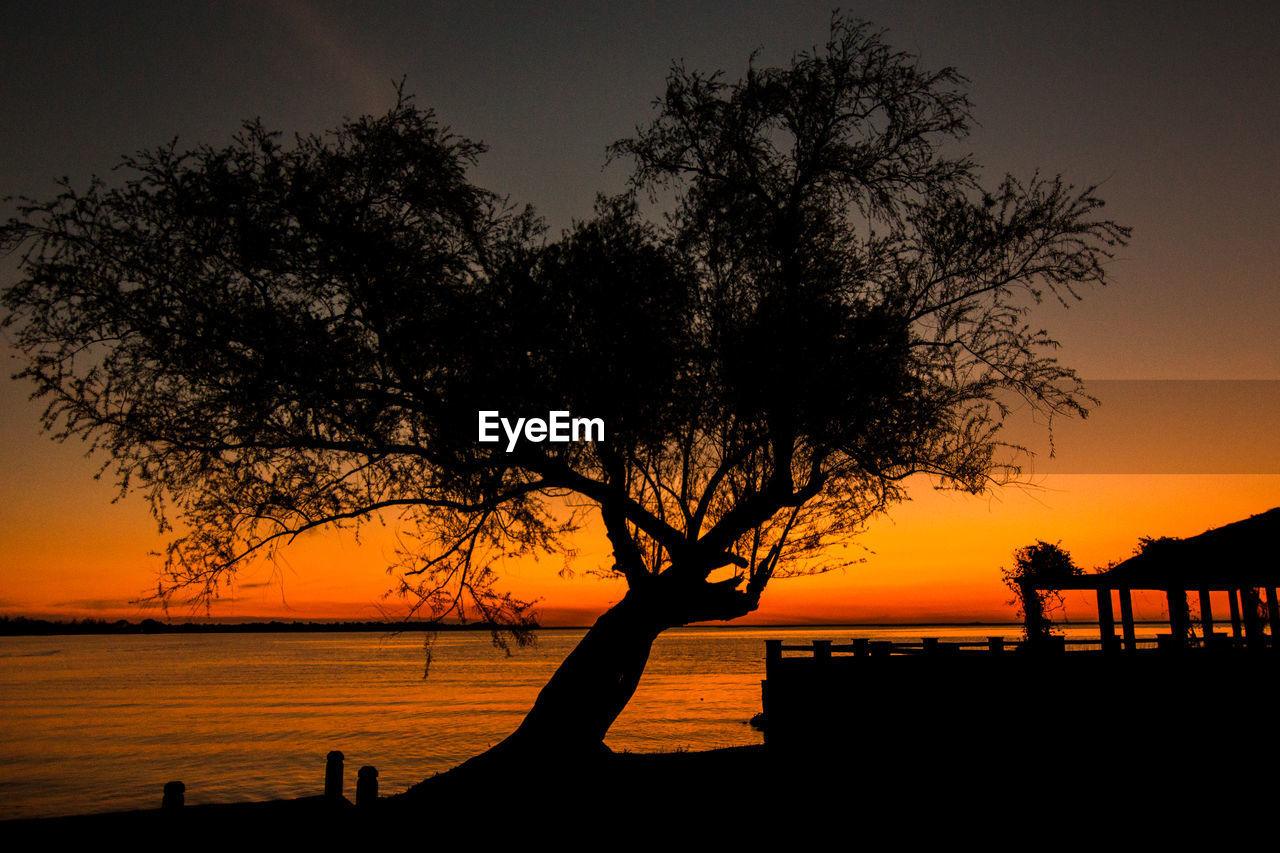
[2, 16, 1128, 753]
[1003, 540, 1082, 640]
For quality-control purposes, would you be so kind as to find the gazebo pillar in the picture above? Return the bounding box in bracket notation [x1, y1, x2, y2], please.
[1266, 587, 1280, 645]
[1097, 588, 1118, 654]
[1198, 588, 1214, 643]
[1166, 587, 1189, 648]
[1243, 587, 1263, 649]
[1118, 588, 1137, 652]
[1229, 588, 1243, 641]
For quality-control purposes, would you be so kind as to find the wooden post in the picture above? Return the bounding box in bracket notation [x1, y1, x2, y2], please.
[325, 750, 344, 800]
[1243, 587, 1263, 649]
[1198, 588, 1214, 643]
[987, 636, 1005, 656]
[1166, 587, 1188, 648]
[162, 781, 185, 809]
[1097, 588, 1118, 654]
[1266, 587, 1280, 644]
[922, 637, 940, 656]
[854, 638, 870, 657]
[356, 766, 378, 807]
[812, 639, 832, 662]
[1119, 588, 1137, 652]
[1229, 588, 1243, 640]
[765, 639, 782, 675]
[870, 641, 891, 658]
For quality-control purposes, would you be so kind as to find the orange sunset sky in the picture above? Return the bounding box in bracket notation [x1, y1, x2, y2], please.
[2, 3, 1278, 626]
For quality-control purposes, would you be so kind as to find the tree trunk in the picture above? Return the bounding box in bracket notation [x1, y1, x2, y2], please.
[502, 588, 665, 756]
[413, 573, 756, 789]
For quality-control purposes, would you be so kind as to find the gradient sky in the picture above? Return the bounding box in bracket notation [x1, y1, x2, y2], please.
[2, 1, 1277, 625]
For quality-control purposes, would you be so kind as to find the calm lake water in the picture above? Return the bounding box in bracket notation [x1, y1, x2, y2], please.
[0, 624, 1108, 820]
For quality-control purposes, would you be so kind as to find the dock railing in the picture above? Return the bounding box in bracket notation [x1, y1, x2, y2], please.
[765, 634, 1246, 670]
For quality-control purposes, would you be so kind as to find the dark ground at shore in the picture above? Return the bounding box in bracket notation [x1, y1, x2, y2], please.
[4, 738, 1267, 846]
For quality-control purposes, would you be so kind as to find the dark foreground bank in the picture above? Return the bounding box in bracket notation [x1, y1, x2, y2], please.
[5, 737, 1272, 846]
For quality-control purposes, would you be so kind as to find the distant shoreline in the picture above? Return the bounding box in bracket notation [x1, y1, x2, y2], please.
[0, 617, 524, 636]
[0, 616, 1170, 636]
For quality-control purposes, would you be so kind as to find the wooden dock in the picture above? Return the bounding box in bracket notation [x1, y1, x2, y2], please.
[758, 633, 1277, 753]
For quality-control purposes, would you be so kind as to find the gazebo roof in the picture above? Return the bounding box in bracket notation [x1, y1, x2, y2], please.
[1030, 507, 1280, 591]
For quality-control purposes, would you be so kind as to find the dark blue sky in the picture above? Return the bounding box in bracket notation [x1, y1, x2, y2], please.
[1, 1, 1277, 622]
[3, 0, 1277, 382]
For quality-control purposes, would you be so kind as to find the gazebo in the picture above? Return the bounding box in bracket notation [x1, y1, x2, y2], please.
[1023, 507, 1280, 652]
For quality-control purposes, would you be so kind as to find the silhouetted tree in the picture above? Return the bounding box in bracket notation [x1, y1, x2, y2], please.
[2, 18, 1127, 764]
[1003, 540, 1082, 641]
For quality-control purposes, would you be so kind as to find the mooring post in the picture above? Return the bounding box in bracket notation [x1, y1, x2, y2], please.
[325, 750, 344, 800]
[854, 638, 869, 657]
[870, 641, 891, 658]
[812, 639, 832, 663]
[356, 766, 378, 807]
[987, 636, 1004, 656]
[162, 780, 185, 810]
[922, 637, 940, 656]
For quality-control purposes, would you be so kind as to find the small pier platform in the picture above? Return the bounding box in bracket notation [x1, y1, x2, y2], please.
[759, 631, 1277, 755]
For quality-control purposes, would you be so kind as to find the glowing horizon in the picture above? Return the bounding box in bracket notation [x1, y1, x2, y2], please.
[2, 4, 1278, 634]
[4, 468, 1275, 628]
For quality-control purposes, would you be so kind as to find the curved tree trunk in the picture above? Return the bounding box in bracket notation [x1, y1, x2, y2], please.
[412, 573, 757, 790]
[503, 589, 665, 755]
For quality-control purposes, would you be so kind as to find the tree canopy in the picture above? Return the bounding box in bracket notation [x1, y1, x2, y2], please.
[3, 19, 1127, 729]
